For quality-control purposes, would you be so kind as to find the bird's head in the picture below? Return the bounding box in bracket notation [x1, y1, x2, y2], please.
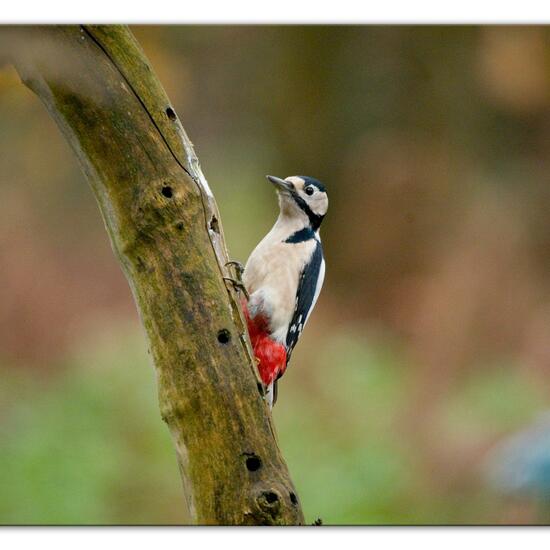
[267, 175, 328, 231]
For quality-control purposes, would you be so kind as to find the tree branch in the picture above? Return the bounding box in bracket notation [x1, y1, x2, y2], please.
[5, 24, 304, 525]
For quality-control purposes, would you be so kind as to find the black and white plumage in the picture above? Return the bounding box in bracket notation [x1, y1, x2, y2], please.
[285, 237, 324, 364]
[242, 175, 328, 407]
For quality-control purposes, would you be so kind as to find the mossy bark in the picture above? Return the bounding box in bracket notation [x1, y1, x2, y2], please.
[5, 25, 304, 525]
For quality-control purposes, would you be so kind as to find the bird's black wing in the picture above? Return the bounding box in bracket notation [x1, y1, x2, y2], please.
[284, 240, 324, 366]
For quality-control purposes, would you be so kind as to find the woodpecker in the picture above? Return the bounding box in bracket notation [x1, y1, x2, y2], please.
[241, 175, 328, 408]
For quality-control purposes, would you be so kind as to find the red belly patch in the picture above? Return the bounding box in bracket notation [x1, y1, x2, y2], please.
[241, 299, 287, 386]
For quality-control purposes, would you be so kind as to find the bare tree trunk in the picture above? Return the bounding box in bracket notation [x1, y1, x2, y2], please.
[4, 24, 304, 525]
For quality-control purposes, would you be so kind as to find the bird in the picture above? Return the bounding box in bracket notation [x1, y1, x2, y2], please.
[241, 175, 328, 408]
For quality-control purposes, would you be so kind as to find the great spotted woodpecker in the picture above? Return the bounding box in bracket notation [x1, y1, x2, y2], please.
[241, 175, 328, 408]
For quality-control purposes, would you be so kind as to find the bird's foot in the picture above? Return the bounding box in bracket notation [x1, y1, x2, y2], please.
[223, 277, 249, 300]
[225, 260, 245, 279]
[224, 260, 248, 299]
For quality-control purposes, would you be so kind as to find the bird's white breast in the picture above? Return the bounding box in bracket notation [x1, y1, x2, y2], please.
[244, 222, 319, 343]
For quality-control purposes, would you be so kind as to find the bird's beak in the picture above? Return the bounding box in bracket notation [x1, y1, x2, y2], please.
[266, 175, 293, 192]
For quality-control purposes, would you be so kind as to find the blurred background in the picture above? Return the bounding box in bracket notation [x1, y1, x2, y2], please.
[0, 25, 550, 525]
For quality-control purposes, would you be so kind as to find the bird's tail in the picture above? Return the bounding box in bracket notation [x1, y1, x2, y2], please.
[265, 382, 274, 409]
[265, 380, 278, 409]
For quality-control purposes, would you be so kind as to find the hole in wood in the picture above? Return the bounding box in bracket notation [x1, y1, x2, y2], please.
[245, 455, 261, 472]
[263, 491, 278, 504]
[217, 329, 231, 344]
[289, 492, 298, 505]
[209, 216, 219, 234]
[161, 186, 173, 198]
[175, 222, 184, 231]
[165, 107, 177, 121]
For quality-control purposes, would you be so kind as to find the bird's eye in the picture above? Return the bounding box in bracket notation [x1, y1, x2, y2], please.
[305, 186, 314, 196]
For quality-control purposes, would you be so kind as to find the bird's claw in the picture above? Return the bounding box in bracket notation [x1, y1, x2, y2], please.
[225, 260, 245, 278]
[223, 277, 249, 300]
[224, 260, 248, 299]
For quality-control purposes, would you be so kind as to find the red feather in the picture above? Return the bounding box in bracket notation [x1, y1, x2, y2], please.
[241, 298, 287, 386]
